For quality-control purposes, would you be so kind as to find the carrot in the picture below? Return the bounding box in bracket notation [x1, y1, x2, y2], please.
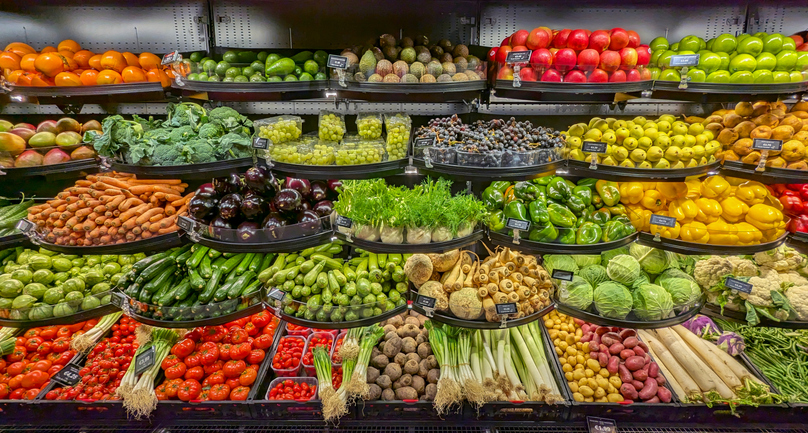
[154, 192, 166, 200]
[128, 185, 154, 195]
[53, 220, 65, 229]
[99, 226, 108, 236]
[164, 194, 182, 202]
[176, 205, 188, 216]
[149, 213, 164, 223]
[136, 208, 164, 225]
[149, 195, 161, 205]
[97, 176, 131, 190]
[75, 208, 93, 218]
[148, 221, 162, 233]
[92, 182, 120, 191]
[92, 189, 122, 198]
[171, 193, 194, 207]
[59, 212, 72, 221]
[75, 180, 92, 187]
[119, 198, 143, 212]
[41, 208, 56, 218]
[141, 230, 152, 239]
[126, 232, 137, 242]
[120, 203, 151, 222]
[92, 205, 106, 214]
[129, 179, 181, 185]
[65, 203, 80, 213]
[65, 216, 79, 228]
[83, 220, 97, 232]
[109, 218, 121, 228]
[105, 196, 125, 210]
[153, 185, 183, 195]
[158, 224, 179, 234]
[121, 218, 139, 232]
[99, 235, 111, 244]
[112, 210, 121, 217]
[87, 227, 101, 238]
[69, 187, 90, 195]
[165, 205, 177, 216]
[132, 227, 142, 236]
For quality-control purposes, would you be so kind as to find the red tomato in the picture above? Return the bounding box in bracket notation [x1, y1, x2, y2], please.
[39, 326, 58, 341]
[208, 383, 230, 401]
[203, 360, 223, 375]
[164, 378, 183, 398]
[177, 379, 201, 401]
[65, 322, 86, 333]
[161, 354, 181, 370]
[203, 371, 226, 387]
[47, 365, 63, 376]
[246, 349, 265, 365]
[24, 336, 44, 352]
[229, 329, 249, 344]
[184, 366, 204, 381]
[24, 388, 40, 400]
[244, 322, 258, 336]
[226, 378, 241, 390]
[223, 360, 246, 378]
[198, 342, 219, 366]
[218, 344, 232, 361]
[0, 383, 9, 399]
[8, 347, 26, 362]
[23, 329, 40, 339]
[229, 343, 251, 361]
[52, 351, 75, 366]
[8, 374, 24, 389]
[184, 353, 201, 368]
[21, 371, 48, 389]
[9, 387, 25, 399]
[171, 338, 195, 358]
[32, 360, 52, 372]
[253, 334, 273, 350]
[6, 362, 26, 376]
[52, 339, 70, 353]
[229, 386, 249, 401]
[201, 326, 226, 343]
[165, 362, 187, 380]
[251, 311, 271, 329]
[238, 368, 257, 386]
[36, 342, 53, 356]
[155, 383, 168, 400]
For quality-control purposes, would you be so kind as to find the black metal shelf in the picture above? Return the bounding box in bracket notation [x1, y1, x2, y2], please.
[636, 231, 789, 255]
[651, 80, 808, 103]
[109, 158, 254, 180]
[0, 303, 119, 328]
[27, 231, 186, 255]
[567, 159, 721, 182]
[492, 79, 650, 103]
[190, 230, 335, 254]
[0, 233, 31, 250]
[0, 159, 100, 198]
[336, 230, 483, 254]
[410, 301, 555, 329]
[266, 159, 408, 180]
[171, 80, 329, 102]
[720, 161, 808, 185]
[412, 158, 564, 182]
[1, 82, 167, 105]
[487, 230, 638, 255]
[124, 296, 265, 328]
[333, 80, 486, 103]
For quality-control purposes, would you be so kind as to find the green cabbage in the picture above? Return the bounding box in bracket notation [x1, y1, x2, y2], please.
[543, 255, 579, 277]
[606, 254, 640, 286]
[558, 276, 593, 310]
[629, 244, 674, 275]
[593, 281, 633, 319]
[579, 265, 609, 288]
[632, 283, 674, 321]
[658, 277, 701, 308]
[573, 255, 601, 268]
[655, 268, 695, 286]
[601, 246, 629, 264]
[632, 271, 651, 290]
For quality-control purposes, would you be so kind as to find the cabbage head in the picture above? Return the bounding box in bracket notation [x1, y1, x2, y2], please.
[655, 268, 695, 286]
[606, 254, 640, 286]
[558, 276, 593, 310]
[629, 244, 674, 275]
[579, 265, 609, 288]
[543, 255, 578, 277]
[602, 246, 629, 264]
[632, 271, 651, 290]
[632, 283, 674, 321]
[573, 255, 601, 268]
[593, 281, 633, 319]
[658, 277, 701, 308]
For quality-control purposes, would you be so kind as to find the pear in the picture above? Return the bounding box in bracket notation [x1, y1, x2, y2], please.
[568, 123, 587, 137]
[613, 120, 628, 129]
[705, 140, 722, 155]
[703, 130, 715, 140]
[601, 156, 617, 166]
[658, 114, 676, 123]
[657, 120, 672, 133]
[638, 161, 653, 169]
[615, 127, 631, 142]
[683, 134, 697, 147]
[655, 134, 672, 150]
[630, 149, 647, 163]
[620, 159, 636, 168]
[687, 158, 700, 168]
[637, 137, 653, 150]
[692, 145, 706, 159]
[569, 149, 585, 160]
[644, 122, 659, 130]
[592, 119, 610, 132]
[654, 159, 672, 169]
[626, 121, 636, 128]
[700, 157, 710, 165]
[671, 121, 689, 136]
[665, 146, 682, 162]
[671, 135, 686, 148]
[633, 116, 648, 126]
[688, 123, 705, 135]
[584, 129, 603, 141]
[681, 147, 695, 161]
[605, 118, 617, 128]
[623, 137, 639, 150]
[612, 147, 629, 162]
[694, 134, 709, 146]
[671, 160, 685, 169]
[629, 125, 645, 139]
[588, 117, 603, 129]
[602, 131, 617, 144]
[644, 129, 660, 141]
[646, 146, 664, 162]
[567, 136, 582, 149]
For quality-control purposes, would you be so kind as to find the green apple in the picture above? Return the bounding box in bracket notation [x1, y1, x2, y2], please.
[706, 38, 715, 51]
[737, 34, 751, 44]
[706, 70, 731, 83]
[679, 36, 702, 52]
[649, 67, 661, 79]
[651, 50, 665, 67]
[671, 42, 680, 51]
[775, 50, 798, 71]
[752, 32, 768, 40]
[772, 71, 791, 83]
[699, 38, 707, 51]
[712, 34, 737, 53]
[791, 71, 805, 82]
[729, 54, 757, 73]
[752, 69, 774, 83]
[730, 71, 754, 84]
[755, 53, 777, 71]
[763, 34, 784, 54]
[698, 52, 722, 74]
[657, 50, 676, 68]
[797, 52, 808, 70]
[737, 36, 764, 56]
[658, 68, 681, 81]
[782, 37, 797, 51]
[716, 52, 730, 71]
[650, 37, 669, 52]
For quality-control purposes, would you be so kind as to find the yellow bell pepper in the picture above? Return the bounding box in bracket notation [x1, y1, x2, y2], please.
[680, 221, 710, 243]
[700, 175, 731, 200]
[649, 211, 680, 239]
[719, 196, 750, 223]
[694, 198, 723, 224]
[706, 220, 739, 245]
[761, 223, 787, 242]
[619, 182, 644, 205]
[658, 182, 688, 201]
[735, 222, 763, 245]
[735, 181, 769, 206]
[745, 204, 784, 231]
[641, 182, 657, 191]
[668, 198, 699, 223]
[685, 179, 702, 199]
[640, 190, 666, 212]
[626, 204, 651, 232]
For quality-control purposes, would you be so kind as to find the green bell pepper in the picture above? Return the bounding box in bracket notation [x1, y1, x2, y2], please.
[514, 181, 540, 202]
[482, 186, 505, 210]
[547, 203, 577, 228]
[592, 195, 603, 208]
[528, 200, 550, 224]
[607, 204, 627, 216]
[504, 201, 529, 222]
[595, 180, 621, 207]
[528, 225, 558, 243]
[572, 186, 592, 207]
[535, 185, 547, 201]
[601, 220, 624, 242]
[547, 177, 571, 201]
[591, 208, 611, 225]
[489, 181, 511, 193]
[558, 228, 576, 244]
[488, 210, 506, 232]
[577, 178, 598, 188]
[564, 179, 576, 191]
[576, 222, 603, 245]
[533, 175, 555, 186]
[566, 195, 586, 216]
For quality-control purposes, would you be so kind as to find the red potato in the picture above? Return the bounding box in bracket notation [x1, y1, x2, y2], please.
[581, 333, 592, 343]
[643, 396, 660, 403]
[619, 329, 637, 340]
[648, 362, 659, 378]
[608, 343, 625, 355]
[618, 364, 633, 382]
[607, 356, 620, 374]
[632, 380, 644, 390]
[591, 333, 601, 345]
[638, 377, 659, 400]
[623, 336, 639, 349]
[582, 324, 591, 334]
[625, 355, 645, 371]
[637, 341, 649, 352]
[657, 386, 672, 403]
[620, 383, 638, 400]
[633, 367, 648, 381]
[656, 375, 666, 386]
[599, 344, 609, 353]
[595, 327, 609, 336]
[620, 349, 635, 360]
[598, 352, 609, 367]
[601, 332, 622, 346]
[633, 345, 646, 357]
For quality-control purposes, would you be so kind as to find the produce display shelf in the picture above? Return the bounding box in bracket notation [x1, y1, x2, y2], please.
[700, 302, 808, 330]
[492, 80, 651, 103]
[335, 230, 483, 254]
[189, 229, 335, 254]
[122, 291, 266, 329]
[171, 80, 329, 102]
[719, 161, 808, 185]
[651, 81, 808, 103]
[412, 158, 564, 182]
[265, 159, 408, 180]
[487, 230, 638, 255]
[636, 231, 789, 256]
[410, 301, 555, 330]
[553, 294, 706, 331]
[108, 158, 254, 180]
[0, 233, 31, 249]
[567, 160, 721, 182]
[0, 302, 119, 328]
[0, 82, 167, 105]
[787, 232, 808, 254]
[269, 303, 407, 330]
[333, 80, 486, 103]
[26, 231, 186, 255]
[0, 159, 100, 198]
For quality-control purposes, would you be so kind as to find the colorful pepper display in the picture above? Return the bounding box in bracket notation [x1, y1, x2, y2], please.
[769, 184, 808, 233]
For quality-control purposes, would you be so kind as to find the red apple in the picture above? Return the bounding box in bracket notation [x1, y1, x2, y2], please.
[538, 27, 553, 40]
[567, 29, 590, 51]
[541, 68, 562, 82]
[789, 35, 804, 46]
[487, 47, 499, 63]
[526, 28, 551, 50]
[599, 50, 621, 73]
[588, 68, 609, 83]
[510, 29, 529, 47]
[577, 49, 600, 72]
[496, 45, 513, 64]
[497, 65, 514, 80]
[552, 29, 572, 49]
[627, 30, 641, 48]
[619, 47, 638, 70]
[500, 37, 511, 47]
[530, 48, 554, 69]
[626, 69, 642, 82]
[588, 30, 611, 53]
[519, 67, 538, 82]
[608, 70, 627, 82]
[636, 45, 651, 66]
[512, 45, 528, 53]
[554, 48, 578, 72]
[564, 70, 588, 83]
[549, 48, 558, 55]
[640, 68, 652, 80]
[609, 28, 630, 51]
[798, 43, 808, 52]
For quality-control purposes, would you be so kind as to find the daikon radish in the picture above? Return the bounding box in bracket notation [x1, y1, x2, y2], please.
[672, 325, 742, 390]
[638, 330, 686, 400]
[656, 328, 734, 399]
[644, 330, 702, 400]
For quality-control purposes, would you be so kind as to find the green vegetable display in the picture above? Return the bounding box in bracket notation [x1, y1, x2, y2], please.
[485, 177, 635, 245]
[0, 198, 35, 238]
[185, 49, 328, 83]
[0, 247, 141, 321]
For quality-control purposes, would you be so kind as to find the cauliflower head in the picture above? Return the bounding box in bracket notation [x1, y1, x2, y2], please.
[785, 285, 808, 321]
[726, 256, 759, 277]
[737, 276, 780, 307]
[694, 257, 734, 290]
[779, 271, 808, 288]
[754, 246, 805, 272]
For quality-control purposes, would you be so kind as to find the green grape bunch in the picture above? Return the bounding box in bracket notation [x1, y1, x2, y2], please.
[357, 115, 383, 139]
[319, 113, 345, 142]
[258, 117, 302, 145]
[336, 142, 384, 165]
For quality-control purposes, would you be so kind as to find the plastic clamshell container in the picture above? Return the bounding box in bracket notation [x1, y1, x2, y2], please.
[456, 149, 502, 167]
[271, 335, 308, 377]
[331, 331, 347, 366]
[355, 113, 384, 140]
[266, 376, 318, 401]
[335, 139, 386, 165]
[425, 146, 457, 164]
[296, 140, 337, 166]
[383, 113, 411, 161]
[255, 115, 304, 145]
[501, 148, 538, 167]
[285, 322, 312, 337]
[302, 331, 336, 376]
[318, 111, 346, 142]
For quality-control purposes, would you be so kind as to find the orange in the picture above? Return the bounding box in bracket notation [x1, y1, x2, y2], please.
[5, 70, 23, 84]
[138, 52, 161, 70]
[57, 39, 81, 54]
[121, 66, 146, 83]
[20, 54, 37, 72]
[0, 52, 21, 70]
[4, 43, 35, 58]
[34, 53, 66, 77]
[54, 71, 81, 86]
[40, 46, 57, 53]
[72, 50, 93, 69]
[88, 54, 102, 71]
[146, 68, 171, 87]
[96, 69, 122, 85]
[122, 52, 139, 67]
[99, 51, 126, 72]
[80, 69, 99, 86]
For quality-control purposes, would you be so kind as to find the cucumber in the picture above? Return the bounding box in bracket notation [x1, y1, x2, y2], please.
[138, 285, 153, 303]
[248, 254, 264, 273]
[213, 278, 235, 302]
[227, 271, 255, 299]
[235, 253, 255, 275]
[241, 280, 261, 297]
[174, 280, 192, 302]
[143, 264, 177, 294]
[224, 266, 240, 284]
[200, 255, 213, 279]
[186, 246, 210, 269]
[137, 257, 174, 283]
[189, 268, 205, 290]
[259, 253, 274, 272]
[257, 267, 274, 284]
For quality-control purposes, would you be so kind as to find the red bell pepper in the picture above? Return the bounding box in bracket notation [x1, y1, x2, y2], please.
[780, 194, 805, 215]
[790, 214, 808, 233]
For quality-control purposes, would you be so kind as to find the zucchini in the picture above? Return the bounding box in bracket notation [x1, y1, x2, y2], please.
[138, 285, 153, 303]
[295, 256, 306, 266]
[137, 257, 174, 283]
[208, 249, 222, 259]
[178, 293, 197, 308]
[151, 274, 176, 303]
[378, 254, 388, 269]
[303, 260, 326, 287]
[343, 262, 356, 282]
[356, 258, 369, 280]
[186, 246, 209, 269]
[199, 261, 225, 304]
[300, 260, 316, 274]
[132, 251, 169, 273]
[188, 268, 205, 290]
[213, 278, 236, 302]
[368, 254, 382, 282]
[241, 280, 261, 297]
[176, 247, 194, 265]
[268, 254, 287, 275]
[234, 253, 255, 275]
[221, 254, 245, 274]
[143, 265, 177, 294]
[174, 280, 193, 302]
[159, 278, 189, 306]
[309, 254, 342, 270]
[259, 253, 274, 272]
[200, 255, 213, 279]
[328, 271, 341, 294]
[170, 244, 192, 260]
[332, 269, 347, 286]
[248, 254, 264, 273]
[227, 271, 255, 299]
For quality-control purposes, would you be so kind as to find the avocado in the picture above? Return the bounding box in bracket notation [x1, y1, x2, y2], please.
[313, 50, 328, 67]
[291, 51, 313, 63]
[380, 34, 397, 48]
[237, 51, 257, 63]
[359, 50, 378, 77]
[414, 35, 429, 46]
[371, 47, 384, 61]
[438, 39, 453, 52]
[400, 37, 414, 48]
[265, 53, 281, 66]
[442, 62, 457, 75]
[266, 58, 296, 77]
[430, 46, 444, 58]
[437, 74, 453, 82]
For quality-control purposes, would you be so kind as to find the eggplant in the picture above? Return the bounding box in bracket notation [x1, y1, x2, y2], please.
[218, 193, 243, 221]
[262, 212, 287, 230]
[285, 177, 311, 197]
[265, 169, 280, 193]
[297, 210, 321, 232]
[312, 200, 334, 217]
[196, 183, 216, 196]
[310, 181, 328, 202]
[213, 173, 244, 195]
[208, 215, 232, 239]
[188, 195, 218, 220]
[237, 221, 260, 243]
[241, 194, 267, 221]
[299, 201, 312, 212]
[327, 179, 343, 192]
[274, 188, 302, 212]
[244, 166, 267, 193]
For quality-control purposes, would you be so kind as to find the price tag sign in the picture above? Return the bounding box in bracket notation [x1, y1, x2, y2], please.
[335, 215, 353, 229]
[252, 137, 269, 150]
[51, 364, 81, 386]
[327, 54, 348, 69]
[161, 51, 181, 65]
[177, 216, 196, 233]
[495, 303, 518, 315]
[650, 214, 677, 228]
[415, 295, 436, 309]
[506, 51, 532, 63]
[414, 137, 436, 148]
[268, 288, 285, 302]
[552, 269, 574, 282]
[670, 54, 700, 67]
[725, 277, 753, 294]
[588, 417, 617, 433]
[134, 346, 156, 376]
[505, 218, 530, 231]
[752, 139, 783, 151]
[582, 142, 607, 154]
[110, 292, 126, 309]
[15, 219, 36, 234]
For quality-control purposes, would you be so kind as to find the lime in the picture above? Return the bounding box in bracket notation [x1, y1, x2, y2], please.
[284, 75, 298, 82]
[189, 52, 205, 63]
[303, 60, 319, 76]
[752, 70, 774, 83]
[234, 75, 249, 82]
[755, 53, 777, 71]
[711, 34, 737, 53]
[772, 71, 791, 83]
[225, 67, 241, 78]
[257, 51, 269, 62]
[197, 73, 209, 81]
[763, 34, 784, 54]
[249, 74, 265, 82]
[650, 37, 669, 52]
[775, 50, 798, 71]
[215, 61, 231, 77]
[670, 42, 679, 51]
[202, 59, 217, 74]
[250, 60, 264, 72]
[208, 75, 221, 82]
[752, 32, 768, 40]
[730, 71, 753, 83]
[223, 76, 235, 82]
[223, 51, 239, 63]
[314, 72, 327, 80]
[187, 73, 199, 81]
[242, 66, 255, 77]
[298, 72, 313, 81]
[267, 76, 283, 82]
[199, 57, 212, 65]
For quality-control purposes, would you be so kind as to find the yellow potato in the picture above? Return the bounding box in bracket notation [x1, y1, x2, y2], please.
[596, 397, 609, 403]
[565, 334, 576, 346]
[579, 385, 595, 397]
[558, 341, 568, 351]
[569, 382, 579, 393]
[555, 347, 563, 356]
[573, 392, 585, 402]
[562, 363, 573, 373]
[578, 377, 588, 387]
[599, 369, 610, 378]
[565, 372, 574, 381]
[585, 369, 595, 378]
[582, 342, 590, 352]
[576, 354, 586, 365]
[596, 376, 610, 390]
[587, 378, 599, 390]
[586, 358, 601, 372]
[594, 387, 607, 398]
[575, 328, 583, 337]
[573, 370, 585, 380]
[575, 364, 584, 371]
[567, 355, 576, 365]
[585, 397, 594, 402]
[609, 376, 623, 389]
[544, 319, 554, 328]
[566, 346, 577, 356]
[607, 393, 623, 402]
[607, 384, 617, 394]
[553, 325, 560, 330]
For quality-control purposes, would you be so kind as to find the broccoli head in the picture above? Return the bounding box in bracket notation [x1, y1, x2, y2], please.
[151, 143, 185, 166]
[143, 127, 172, 143]
[209, 106, 253, 132]
[216, 132, 252, 159]
[181, 138, 218, 164]
[166, 102, 208, 130]
[198, 122, 225, 140]
[168, 125, 197, 143]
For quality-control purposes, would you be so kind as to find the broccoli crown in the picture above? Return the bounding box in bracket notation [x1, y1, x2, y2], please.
[166, 102, 208, 130]
[144, 127, 171, 142]
[198, 122, 224, 140]
[168, 125, 197, 143]
[151, 143, 184, 166]
[182, 139, 217, 164]
[216, 132, 252, 159]
[209, 106, 253, 131]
